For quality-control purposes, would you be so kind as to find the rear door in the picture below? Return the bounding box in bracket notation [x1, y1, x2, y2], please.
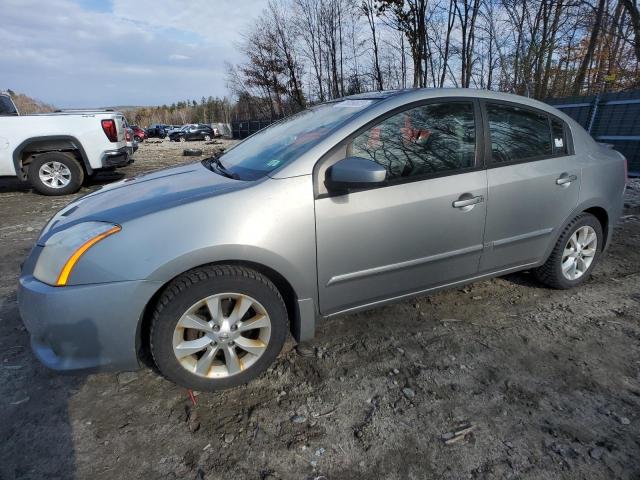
[315, 99, 488, 314]
[480, 101, 579, 272]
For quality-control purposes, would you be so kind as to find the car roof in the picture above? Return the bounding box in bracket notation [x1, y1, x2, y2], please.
[353, 88, 561, 113]
[340, 90, 403, 100]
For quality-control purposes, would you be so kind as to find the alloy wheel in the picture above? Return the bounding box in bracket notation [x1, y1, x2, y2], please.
[38, 161, 72, 189]
[172, 293, 271, 378]
[561, 226, 597, 280]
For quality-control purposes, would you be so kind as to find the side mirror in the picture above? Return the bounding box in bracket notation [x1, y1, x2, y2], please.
[325, 156, 387, 193]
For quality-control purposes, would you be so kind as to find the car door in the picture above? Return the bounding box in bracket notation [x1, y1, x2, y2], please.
[315, 100, 488, 315]
[480, 101, 580, 272]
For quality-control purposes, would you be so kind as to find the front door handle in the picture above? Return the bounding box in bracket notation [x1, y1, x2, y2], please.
[556, 174, 577, 186]
[452, 195, 484, 209]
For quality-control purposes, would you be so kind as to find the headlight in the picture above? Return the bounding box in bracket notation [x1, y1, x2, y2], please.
[34, 222, 121, 286]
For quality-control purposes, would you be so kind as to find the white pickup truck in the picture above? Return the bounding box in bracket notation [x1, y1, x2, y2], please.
[0, 92, 131, 195]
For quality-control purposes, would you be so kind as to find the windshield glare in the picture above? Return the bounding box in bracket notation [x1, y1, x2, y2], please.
[220, 99, 375, 180]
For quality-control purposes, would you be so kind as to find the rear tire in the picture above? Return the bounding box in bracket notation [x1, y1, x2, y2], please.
[150, 265, 289, 391]
[535, 213, 603, 289]
[28, 151, 84, 196]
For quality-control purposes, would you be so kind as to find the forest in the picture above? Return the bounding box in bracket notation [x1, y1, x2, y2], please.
[226, 0, 640, 120]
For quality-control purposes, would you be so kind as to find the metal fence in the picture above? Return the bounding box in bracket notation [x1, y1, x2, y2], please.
[545, 90, 640, 175]
[231, 119, 276, 140]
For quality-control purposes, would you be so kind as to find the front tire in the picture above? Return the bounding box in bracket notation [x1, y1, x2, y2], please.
[535, 213, 603, 289]
[150, 265, 289, 391]
[28, 151, 84, 196]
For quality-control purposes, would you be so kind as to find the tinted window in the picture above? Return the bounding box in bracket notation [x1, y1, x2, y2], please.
[350, 102, 476, 180]
[551, 119, 567, 155]
[0, 95, 17, 115]
[487, 103, 552, 163]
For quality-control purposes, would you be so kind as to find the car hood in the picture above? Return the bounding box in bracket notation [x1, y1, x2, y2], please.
[39, 162, 248, 242]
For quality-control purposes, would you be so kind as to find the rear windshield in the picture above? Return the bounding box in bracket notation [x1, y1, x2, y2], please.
[219, 99, 376, 180]
[0, 95, 17, 115]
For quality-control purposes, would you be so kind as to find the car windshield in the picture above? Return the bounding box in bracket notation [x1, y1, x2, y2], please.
[216, 99, 376, 180]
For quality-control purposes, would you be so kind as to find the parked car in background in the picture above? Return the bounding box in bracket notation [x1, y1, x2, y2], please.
[169, 124, 216, 142]
[0, 91, 130, 195]
[124, 127, 138, 155]
[131, 125, 146, 142]
[18, 89, 626, 392]
[167, 124, 191, 136]
[145, 124, 168, 139]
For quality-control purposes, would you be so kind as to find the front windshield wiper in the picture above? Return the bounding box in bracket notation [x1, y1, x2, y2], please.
[205, 156, 240, 180]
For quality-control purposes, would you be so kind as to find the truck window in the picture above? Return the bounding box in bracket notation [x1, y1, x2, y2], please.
[0, 96, 18, 116]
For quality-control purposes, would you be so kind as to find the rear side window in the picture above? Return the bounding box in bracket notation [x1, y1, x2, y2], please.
[0, 95, 17, 115]
[551, 118, 567, 155]
[350, 102, 476, 181]
[487, 103, 552, 163]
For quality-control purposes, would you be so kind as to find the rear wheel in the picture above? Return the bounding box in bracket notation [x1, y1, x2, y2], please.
[150, 265, 289, 391]
[535, 213, 602, 289]
[28, 151, 84, 196]
[204, 134, 211, 141]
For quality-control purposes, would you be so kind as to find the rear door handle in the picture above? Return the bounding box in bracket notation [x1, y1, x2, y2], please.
[556, 174, 577, 186]
[452, 195, 484, 208]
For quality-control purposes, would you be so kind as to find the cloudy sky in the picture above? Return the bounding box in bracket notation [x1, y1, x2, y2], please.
[0, 0, 269, 108]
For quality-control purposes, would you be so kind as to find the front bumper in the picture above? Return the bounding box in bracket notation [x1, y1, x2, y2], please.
[18, 275, 162, 373]
[101, 146, 133, 168]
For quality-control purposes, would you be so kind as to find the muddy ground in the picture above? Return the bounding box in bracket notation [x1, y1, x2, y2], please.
[1, 139, 639, 480]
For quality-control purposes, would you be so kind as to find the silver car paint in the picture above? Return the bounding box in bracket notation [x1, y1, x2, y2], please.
[18, 88, 626, 373]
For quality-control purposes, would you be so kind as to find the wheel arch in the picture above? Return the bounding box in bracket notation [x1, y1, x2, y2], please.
[13, 135, 92, 180]
[135, 260, 311, 366]
[582, 206, 609, 247]
[540, 201, 613, 266]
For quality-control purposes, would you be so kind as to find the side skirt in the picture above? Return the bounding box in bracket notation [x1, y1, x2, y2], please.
[323, 261, 539, 319]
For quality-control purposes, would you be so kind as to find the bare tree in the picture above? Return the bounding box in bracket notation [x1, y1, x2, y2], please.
[360, 0, 385, 89]
[573, 0, 607, 94]
[620, 0, 640, 61]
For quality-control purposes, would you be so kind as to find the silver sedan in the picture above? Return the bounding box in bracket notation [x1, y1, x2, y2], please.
[18, 89, 627, 391]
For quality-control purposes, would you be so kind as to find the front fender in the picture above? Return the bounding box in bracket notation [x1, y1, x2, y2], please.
[147, 243, 316, 302]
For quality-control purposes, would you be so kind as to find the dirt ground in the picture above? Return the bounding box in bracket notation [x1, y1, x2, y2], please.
[1, 139, 639, 480]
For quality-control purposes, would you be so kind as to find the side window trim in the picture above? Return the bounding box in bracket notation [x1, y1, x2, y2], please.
[313, 97, 485, 199]
[479, 99, 574, 168]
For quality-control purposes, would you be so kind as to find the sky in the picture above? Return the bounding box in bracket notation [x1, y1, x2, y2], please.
[0, 0, 269, 108]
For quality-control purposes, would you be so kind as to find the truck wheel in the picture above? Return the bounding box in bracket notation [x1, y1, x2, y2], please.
[150, 265, 289, 391]
[28, 152, 84, 196]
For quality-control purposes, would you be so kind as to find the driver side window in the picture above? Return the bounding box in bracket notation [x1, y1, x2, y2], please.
[350, 101, 476, 181]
